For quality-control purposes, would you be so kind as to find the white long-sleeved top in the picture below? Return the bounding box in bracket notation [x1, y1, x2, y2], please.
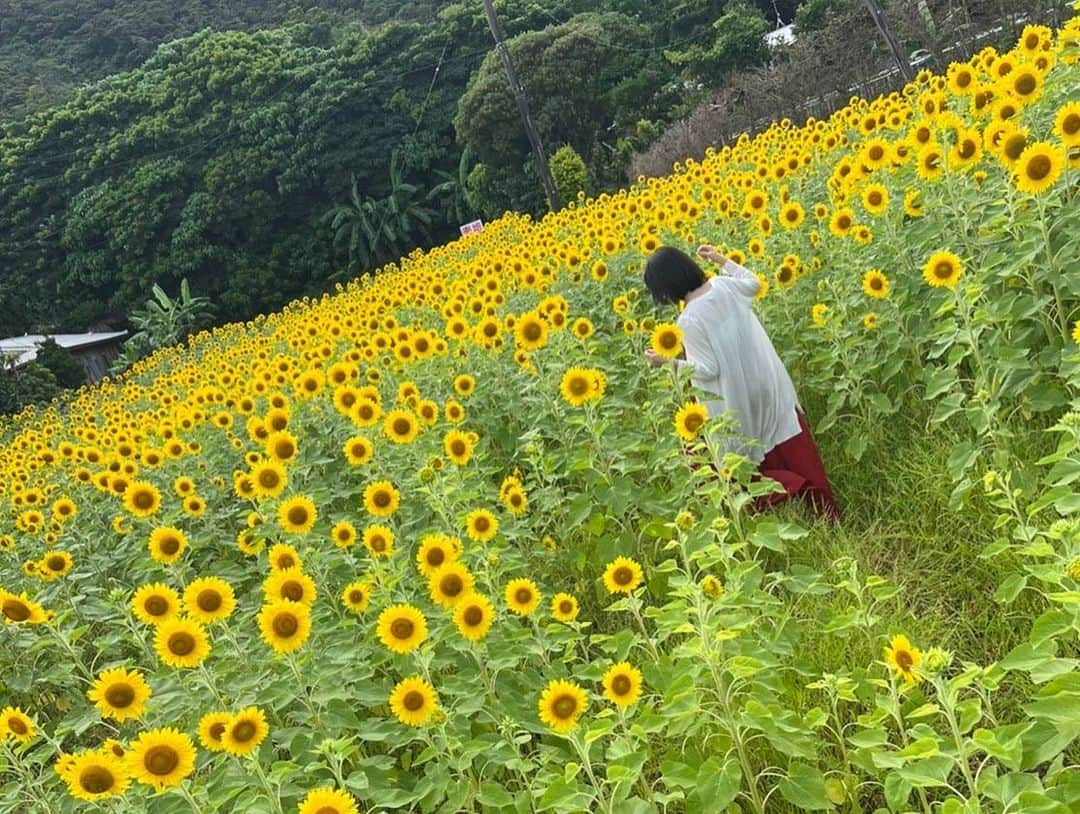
[676, 259, 802, 463]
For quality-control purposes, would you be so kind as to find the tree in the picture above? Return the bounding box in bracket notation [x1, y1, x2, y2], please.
[112, 279, 214, 373]
[549, 145, 590, 206]
[323, 175, 381, 274]
[664, 1, 771, 87]
[33, 339, 86, 389]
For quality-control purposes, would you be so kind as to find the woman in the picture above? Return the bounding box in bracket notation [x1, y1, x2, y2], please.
[643, 244, 840, 522]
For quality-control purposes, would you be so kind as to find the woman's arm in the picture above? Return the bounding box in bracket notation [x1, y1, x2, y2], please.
[674, 314, 720, 380]
[698, 245, 760, 298]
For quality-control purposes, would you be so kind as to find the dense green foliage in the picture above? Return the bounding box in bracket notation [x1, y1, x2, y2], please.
[0, 339, 83, 414]
[1, 1, 809, 337]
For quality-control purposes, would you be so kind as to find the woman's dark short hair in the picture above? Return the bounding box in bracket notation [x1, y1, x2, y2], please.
[644, 247, 707, 304]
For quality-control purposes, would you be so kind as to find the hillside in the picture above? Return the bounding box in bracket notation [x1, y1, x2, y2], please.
[0, 14, 1077, 812]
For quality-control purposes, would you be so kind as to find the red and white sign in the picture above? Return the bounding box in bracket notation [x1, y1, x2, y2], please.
[459, 220, 484, 235]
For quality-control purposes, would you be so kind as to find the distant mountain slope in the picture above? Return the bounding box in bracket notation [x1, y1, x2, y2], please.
[0, 1, 452, 119]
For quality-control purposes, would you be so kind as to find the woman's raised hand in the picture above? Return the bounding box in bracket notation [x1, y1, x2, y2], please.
[696, 245, 727, 265]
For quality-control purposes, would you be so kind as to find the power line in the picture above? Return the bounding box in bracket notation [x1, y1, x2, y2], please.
[531, 6, 723, 54]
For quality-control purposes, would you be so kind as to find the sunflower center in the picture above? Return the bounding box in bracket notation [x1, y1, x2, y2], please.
[1014, 74, 1036, 95]
[145, 596, 169, 616]
[79, 765, 115, 794]
[1005, 136, 1027, 161]
[934, 262, 954, 280]
[168, 632, 196, 656]
[273, 613, 299, 637]
[553, 695, 578, 720]
[7, 717, 28, 735]
[197, 590, 222, 612]
[393, 418, 411, 435]
[275, 440, 295, 459]
[232, 721, 256, 742]
[958, 140, 976, 159]
[282, 581, 304, 602]
[403, 690, 425, 711]
[896, 650, 914, 671]
[1064, 114, 1080, 137]
[523, 322, 542, 341]
[659, 332, 678, 350]
[276, 554, 296, 569]
[440, 575, 464, 597]
[159, 536, 180, 555]
[370, 536, 387, 552]
[391, 618, 415, 640]
[374, 492, 390, 508]
[349, 443, 367, 459]
[559, 600, 574, 614]
[569, 376, 590, 396]
[133, 491, 155, 510]
[104, 683, 136, 708]
[450, 440, 466, 456]
[426, 548, 446, 567]
[463, 606, 483, 626]
[209, 722, 226, 741]
[287, 507, 309, 526]
[871, 278, 882, 290]
[613, 566, 634, 585]
[144, 745, 179, 776]
[474, 517, 490, 533]
[314, 807, 341, 814]
[868, 191, 881, 206]
[1026, 154, 1052, 180]
[348, 589, 364, 604]
[515, 588, 533, 604]
[611, 675, 632, 696]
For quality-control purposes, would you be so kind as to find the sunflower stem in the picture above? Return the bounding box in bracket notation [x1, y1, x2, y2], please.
[176, 782, 205, 813]
[249, 754, 285, 814]
[44, 622, 94, 683]
[569, 730, 612, 814]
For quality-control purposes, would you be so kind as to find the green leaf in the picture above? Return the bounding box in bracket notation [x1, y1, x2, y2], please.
[777, 762, 832, 810]
[477, 782, 516, 808]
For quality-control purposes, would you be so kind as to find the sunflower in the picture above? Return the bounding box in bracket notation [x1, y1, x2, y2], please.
[298, 787, 360, 814]
[416, 534, 459, 577]
[102, 739, 127, 760]
[197, 711, 231, 752]
[263, 568, 317, 606]
[551, 592, 579, 623]
[922, 250, 963, 289]
[1014, 141, 1064, 195]
[444, 399, 465, 423]
[439, 429, 474, 467]
[602, 662, 643, 707]
[183, 577, 236, 624]
[362, 524, 395, 558]
[266, 430, 299, 464]
[465, 508, 498, 543]
[342, 435, 374, 466]
[258, 600, 312, 654]
[428, 561, 475, 608]
[1053, 101, 1080, 147]
[363, 481, 400, 518]
[154, 618, 210, 668]
[863, 312, 880, 331]
[504, 578, 541, 616]
[572, 317, 595, 339]
[452, 593, 495, 641]
[182, 495, 206, 517]
[538, 679, 587, 734]
[278, 496, 317, 535]
[674, 402, 708, 441]
[701, 575, 724, 598]
[0, 706, 34, 743]
[502, 486, 528, 515]
[884, 634, 923, 684]
[514, 312, 549, 351]
[915, 143, 944, 180]
[650, 323, 683, 359]
[87, 667, 152, 722]
[341, 581, 372, 614]
[389, 676, 438, 727]
[383, 409, 420, 445]
[812, 303, 829, 327]
[1073, 320, 1080, 346]
[39, 550, 73, 579]
[331, 520, 357, 550]
[862, 269, 890, 299]
[603, 557, 643, 594]
[860, 184, 889, 215]
[131, 583, 181, 625]
[148, 526, 188, 565]
[63, 751, 129, 801]
[250, 460, 288, 499]
[222, 707, 268, 757]
[903, 188, 924, 218]
[268, 542, 302, 572]
[453, 374, 476, 397]
[559, 367, 605, 407]
[376, 604, 427, 654]
[828, 207, 854, 237]
[779, 201, 805, 229]
[123, 481, 161, 518]
[125, 728, 196, 791]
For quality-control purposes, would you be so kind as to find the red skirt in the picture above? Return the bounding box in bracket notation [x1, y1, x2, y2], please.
[753, 410, 841, 522]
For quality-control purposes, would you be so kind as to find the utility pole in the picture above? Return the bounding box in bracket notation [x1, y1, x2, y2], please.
[481, 0, 561, 211]
[862, 0, 915, 83]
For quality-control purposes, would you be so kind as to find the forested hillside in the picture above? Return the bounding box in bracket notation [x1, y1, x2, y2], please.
[1, 1, 788, 336]
[0, 1, 454, 120]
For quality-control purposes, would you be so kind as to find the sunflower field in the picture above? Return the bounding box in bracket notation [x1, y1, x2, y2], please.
[2, 11, 1080, 814]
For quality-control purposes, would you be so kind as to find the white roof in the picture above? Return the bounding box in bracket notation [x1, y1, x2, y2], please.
[765, 24, 796, 47]
[0, 332, 128, 368]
